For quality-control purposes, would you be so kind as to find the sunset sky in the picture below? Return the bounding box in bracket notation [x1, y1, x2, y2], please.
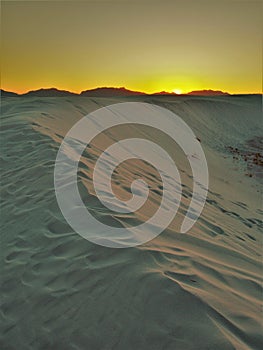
[1, 0, 262, 94]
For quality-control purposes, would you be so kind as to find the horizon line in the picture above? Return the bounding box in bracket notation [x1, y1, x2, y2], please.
[1, 86, 262, 96]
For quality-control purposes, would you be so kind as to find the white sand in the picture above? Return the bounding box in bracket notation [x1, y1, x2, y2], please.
[1, 95, 262, 349]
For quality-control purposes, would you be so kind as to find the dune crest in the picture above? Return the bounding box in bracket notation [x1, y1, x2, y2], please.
[1, 95, 262, 349]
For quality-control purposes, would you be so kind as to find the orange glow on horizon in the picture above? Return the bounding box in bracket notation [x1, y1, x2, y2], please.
[1, 1, 261, 97]
[172, 89, 182, 95]
[1, 84, 262, 96]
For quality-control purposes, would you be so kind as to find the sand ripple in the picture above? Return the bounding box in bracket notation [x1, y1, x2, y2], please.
[1, 96, 262, 349]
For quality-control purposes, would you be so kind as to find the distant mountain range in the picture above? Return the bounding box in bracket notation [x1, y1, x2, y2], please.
[1, 90, 19, 97]
[0, 87, 253, 97]
[187, 90, 229, 96]
[22, 88, 78, 97]
[80, 87, 145, 96]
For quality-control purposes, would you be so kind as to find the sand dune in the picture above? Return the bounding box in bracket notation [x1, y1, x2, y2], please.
[1, 95, 262, 349]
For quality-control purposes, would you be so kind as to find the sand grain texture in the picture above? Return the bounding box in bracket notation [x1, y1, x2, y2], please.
[1, 95, 262, 350]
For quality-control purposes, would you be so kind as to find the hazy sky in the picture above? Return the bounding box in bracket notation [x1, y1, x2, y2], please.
[1, 0, 262, 94]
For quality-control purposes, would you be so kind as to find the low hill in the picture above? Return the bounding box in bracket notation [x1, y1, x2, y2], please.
[80, 87, 146, 97]
[22, 88, 77, 97]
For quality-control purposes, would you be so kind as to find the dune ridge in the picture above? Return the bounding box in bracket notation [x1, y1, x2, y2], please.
[1, 95, 262, 349]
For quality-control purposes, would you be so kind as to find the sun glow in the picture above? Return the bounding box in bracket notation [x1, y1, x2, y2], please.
[172, 89, 182, 95]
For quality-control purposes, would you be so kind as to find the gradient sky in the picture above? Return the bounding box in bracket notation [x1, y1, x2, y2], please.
[1, 0, 262, 94]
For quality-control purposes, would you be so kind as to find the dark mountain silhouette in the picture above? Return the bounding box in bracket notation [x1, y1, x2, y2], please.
[152, 89, 230, 96]
[187, 90, 229, 96]
[1, 87, 253, 97]
[1, 89, 18, 97]
[152, 91, 177, 95]
[22, 88, 77, 97]
[80, 87, 146, 96]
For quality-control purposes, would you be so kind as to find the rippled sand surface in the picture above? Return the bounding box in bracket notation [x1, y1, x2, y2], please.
[1, 95, 262, 349]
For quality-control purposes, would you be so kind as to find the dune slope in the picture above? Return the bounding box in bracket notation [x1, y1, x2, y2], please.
[1, 95, 262, 350]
